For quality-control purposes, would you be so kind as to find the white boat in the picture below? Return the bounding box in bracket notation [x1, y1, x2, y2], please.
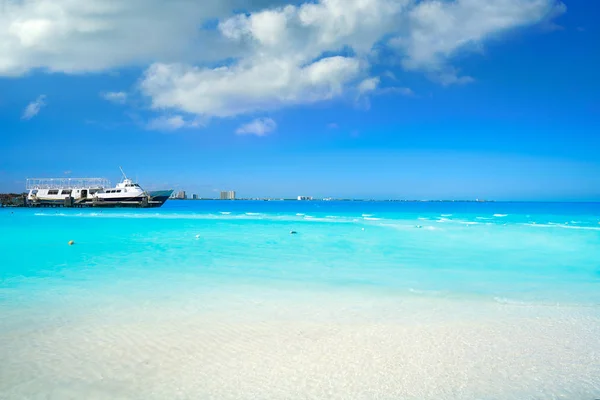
[26, 168, 173, 208]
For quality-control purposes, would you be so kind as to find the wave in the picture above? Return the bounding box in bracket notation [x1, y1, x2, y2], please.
[493, 297, 538, 306]
[490, 297, 586, 307]
[363, 217, 381, 221]
[245, 212, 262, 216]
[362, 214, 374, 217]
[524, 223, 600, 231]
[476, 217, 492, 220]
[440, 214, 452, 217]
[35, 212, 67, 216]
[493, 214, 508, 217]
[296, 213, 305, 216]
[220, 212, 231, 215]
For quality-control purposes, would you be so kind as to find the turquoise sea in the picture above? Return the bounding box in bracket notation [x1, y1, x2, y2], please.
[1, 201, 599, 399]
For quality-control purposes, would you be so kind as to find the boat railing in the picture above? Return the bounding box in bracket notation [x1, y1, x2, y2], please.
[26, 178, 111, 190]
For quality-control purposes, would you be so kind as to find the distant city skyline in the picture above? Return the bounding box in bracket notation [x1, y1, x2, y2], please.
[1, 0, 599, 201]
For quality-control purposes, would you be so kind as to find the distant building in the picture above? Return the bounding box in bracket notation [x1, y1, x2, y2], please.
[297, 196, 313, 201]
[176, 190, 186, 199]
[192, 194, 198, 200]
[220, 191, 236, 200]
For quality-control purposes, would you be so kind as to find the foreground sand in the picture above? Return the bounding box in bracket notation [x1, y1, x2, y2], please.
[1, 291, 599, 399]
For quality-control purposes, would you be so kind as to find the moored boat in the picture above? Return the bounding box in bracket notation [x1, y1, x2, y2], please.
[26, 169, 173, 208]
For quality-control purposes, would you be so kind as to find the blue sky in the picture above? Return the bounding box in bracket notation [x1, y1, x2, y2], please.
[1, 0, 598, 200]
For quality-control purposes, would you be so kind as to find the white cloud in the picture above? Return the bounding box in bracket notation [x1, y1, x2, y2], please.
[141, 56, 362, 118]
[383, 71, 398, 81]
[2, 0, 566, 119]
[0, 0, 291, 76]
[235, 118, 277, 136]
[140, 0, 408, 118]
[358, 77, 380, 94]
[146, 115, 203, 131]
[140, 0, 564, 117]
[392, 0, 566, 84]
[102, 91, 127, 104]
[21, 95, 46, 120]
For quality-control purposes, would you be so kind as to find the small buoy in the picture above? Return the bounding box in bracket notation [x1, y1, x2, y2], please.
[361, 228, 365, 231]
[195, 234, 201, 239]
[68, 240, 75, 246]
[290, 231, 297, 234]
[415, 225, 422, 229]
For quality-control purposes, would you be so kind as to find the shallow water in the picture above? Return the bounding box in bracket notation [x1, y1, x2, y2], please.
[1, 201, 599, 399]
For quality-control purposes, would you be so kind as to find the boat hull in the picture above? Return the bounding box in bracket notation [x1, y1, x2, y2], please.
[29, 190, 174, 208]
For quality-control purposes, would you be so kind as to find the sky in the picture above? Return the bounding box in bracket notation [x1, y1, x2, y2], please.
[0, 0, 599, 200]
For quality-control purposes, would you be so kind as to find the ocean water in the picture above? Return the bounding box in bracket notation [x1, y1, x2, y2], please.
[1, 201, 599, 399]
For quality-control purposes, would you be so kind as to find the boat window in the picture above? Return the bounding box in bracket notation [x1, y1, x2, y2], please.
[61, 190, 72, 195]
[117, 189, 122, 193]
[48, 190, 59, 195]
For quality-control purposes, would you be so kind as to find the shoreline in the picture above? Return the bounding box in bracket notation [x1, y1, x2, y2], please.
[1, 290, 599, 399]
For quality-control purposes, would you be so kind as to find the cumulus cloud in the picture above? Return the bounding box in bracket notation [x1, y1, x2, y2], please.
[102, 91, 127, 104]
[235, 118, 277, 136]
[139, 0, 410, 118]
[146, 115, 203, 131]
[139, 0, 564, 117]
[141, 56, 362, 118]
[1, 0, 566, 118]
[0, 0, 291, 76]
[392, 0, 566, 84]
[358, 77, 380, 94]
[21, 95, 46, 120]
